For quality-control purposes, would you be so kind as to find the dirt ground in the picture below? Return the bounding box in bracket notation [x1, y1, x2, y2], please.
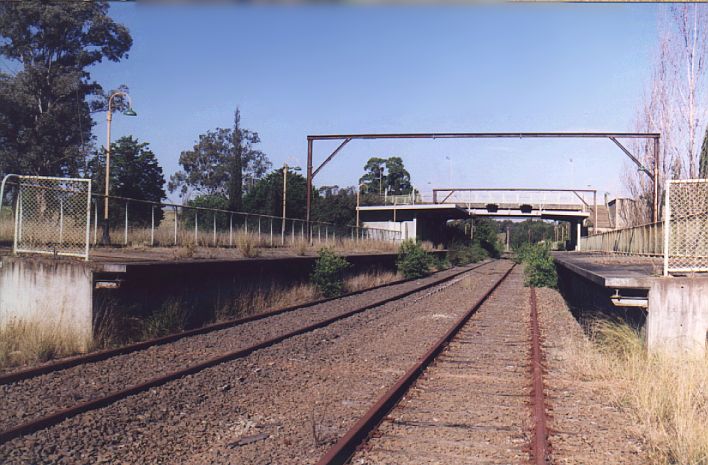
[536, 286, 646, 464]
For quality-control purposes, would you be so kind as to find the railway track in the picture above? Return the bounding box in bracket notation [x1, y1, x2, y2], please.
[0, 261, 495, 446]
[316, 267, 552, 465]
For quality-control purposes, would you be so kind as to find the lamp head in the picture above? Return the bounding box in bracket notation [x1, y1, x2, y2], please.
[123, 108, 137, 117]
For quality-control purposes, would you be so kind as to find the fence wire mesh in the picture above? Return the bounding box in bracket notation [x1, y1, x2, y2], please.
[10, 176, 91, 259]
[664, 179, 708, 274]
[89, 195, 401, 249]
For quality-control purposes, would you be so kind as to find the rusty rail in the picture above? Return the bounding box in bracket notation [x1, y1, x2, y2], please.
[315, 263, 515, 465]
[529, 287, 551, 464]
[0, 266, 474, 386]
[0, 261, 495, 445]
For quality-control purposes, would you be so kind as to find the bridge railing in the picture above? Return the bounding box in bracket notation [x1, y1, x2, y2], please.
[580, 221, 664, 256]
[431, 188, 596, 212]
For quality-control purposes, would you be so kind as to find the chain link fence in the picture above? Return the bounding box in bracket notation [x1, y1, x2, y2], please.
[0, 175, 402, 259]
[0, 175, 92, 259]
[664, 179, 708, 275]
[90, 194, 401, 249]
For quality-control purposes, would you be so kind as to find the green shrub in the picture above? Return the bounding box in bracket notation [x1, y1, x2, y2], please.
[433, 254, 451, 271]
[397, 240, 433, 279]
[518, 243, 557, 288]
[311, 248, 352, 297]
[447, 241, 487, 266]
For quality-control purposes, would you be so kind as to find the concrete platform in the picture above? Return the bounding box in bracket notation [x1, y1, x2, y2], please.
[553, 252, 662, 290]
[554, 251, 708, 355]
[0, 249, 420, 350]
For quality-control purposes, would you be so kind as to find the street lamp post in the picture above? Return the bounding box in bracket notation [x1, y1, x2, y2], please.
[101, 92, 137, 245]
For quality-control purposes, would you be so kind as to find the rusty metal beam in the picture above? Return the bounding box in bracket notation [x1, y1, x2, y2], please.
[308, 132, 660, 141]
[609, 137, 654, 180]
[305, 131, 660, 223]
[312, 138, 351, 178]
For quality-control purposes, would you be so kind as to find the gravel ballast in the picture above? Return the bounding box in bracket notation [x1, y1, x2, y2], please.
[1, 261, 511, 464]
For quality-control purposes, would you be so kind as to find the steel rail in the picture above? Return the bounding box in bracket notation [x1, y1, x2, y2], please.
[529, 287, 551, 465]
[315, 262, 515, 465]
[0, 266, 472, 386]
[0, 261, 496, 444]
[0, 262, 493, 386]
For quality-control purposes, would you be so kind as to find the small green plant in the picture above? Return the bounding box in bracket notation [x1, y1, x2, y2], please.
[447, 241, 487, 266]
[433, 254, 451, 271]
[311, 248, 352, 297]
[397, 239, 433, 279]
[518, 243, 557, 288]
[142, 299, 189, 338]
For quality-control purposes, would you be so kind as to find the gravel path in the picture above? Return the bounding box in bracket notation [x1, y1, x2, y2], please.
[0, 264, 481, 433]
[352, 267, 530, 464]
[535, 287, 646, 464]
[0, 261, 512, 465]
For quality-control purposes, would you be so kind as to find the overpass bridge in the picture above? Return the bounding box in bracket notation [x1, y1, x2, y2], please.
[358, 188, 607, 247]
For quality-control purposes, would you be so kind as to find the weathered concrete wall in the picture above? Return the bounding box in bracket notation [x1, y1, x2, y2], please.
[0, 257, 93, 349]
[647, 277, 708, 355]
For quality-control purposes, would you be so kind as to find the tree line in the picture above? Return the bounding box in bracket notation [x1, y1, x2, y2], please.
[0, 1, 414, 229]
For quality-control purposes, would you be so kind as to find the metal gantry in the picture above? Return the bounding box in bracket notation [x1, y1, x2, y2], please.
[305, 132, 661, 223]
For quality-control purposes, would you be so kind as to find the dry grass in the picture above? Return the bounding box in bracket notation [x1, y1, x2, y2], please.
[0, 320, 85, 370]
[344, 271, 400, 292]
[568, 320, 708, 465]
[99, 224, 399, 256]
[215, 270, 399, 321]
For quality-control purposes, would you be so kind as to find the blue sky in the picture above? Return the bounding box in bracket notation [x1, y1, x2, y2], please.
[91, 4, 660, 201]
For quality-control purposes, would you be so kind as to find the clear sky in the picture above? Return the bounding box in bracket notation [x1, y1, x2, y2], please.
[91, 3, 660, 202]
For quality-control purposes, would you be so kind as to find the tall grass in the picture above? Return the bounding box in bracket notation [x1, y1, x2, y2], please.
[570, 321, 708, 465]
[0, 320, 85, 370]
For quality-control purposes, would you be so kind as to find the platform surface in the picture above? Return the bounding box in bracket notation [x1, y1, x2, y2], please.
[553, 252, 662, 289]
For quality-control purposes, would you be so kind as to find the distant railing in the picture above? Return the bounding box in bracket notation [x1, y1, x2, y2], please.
[432, 188, 596, 210]
[580, 221, 664, 256]
[580, 179, 708, 276]
[87, 194, 401, 248]
[0, 178, 402, 255]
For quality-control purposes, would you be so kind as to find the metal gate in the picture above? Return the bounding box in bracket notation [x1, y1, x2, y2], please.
[1, 175, 92, 260]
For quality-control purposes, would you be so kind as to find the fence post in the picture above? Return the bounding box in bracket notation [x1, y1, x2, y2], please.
[93, 200, 98, 245]
[124, 200, 128, 246]
[13, 189, 20, 254]
[318, 225, 321, 243]
[59, 197, 64, 245]
[270, 217, 273, 246]
[281, 217, 285, 246]
[258, 217, 261, 238]
[663, 181, 671, 276]
[213, 213, 216, 246]
[325, 226, 328, 243]
[229, 213, 233, 247]
[194, 210, 198, 245]
[174, 206, 178, 246]
[291, 220, 295, 244]
[151, 205, 155, 246]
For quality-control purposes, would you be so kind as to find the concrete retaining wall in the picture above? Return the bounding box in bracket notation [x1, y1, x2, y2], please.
[0, 257, 93, 349]
[647, 277, 708, 356]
